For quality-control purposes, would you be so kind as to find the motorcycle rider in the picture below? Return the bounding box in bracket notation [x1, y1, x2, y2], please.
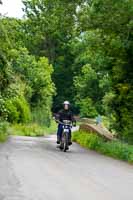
[56, 101, 76, 145]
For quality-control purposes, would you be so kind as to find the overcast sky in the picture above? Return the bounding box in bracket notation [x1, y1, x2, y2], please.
[0, 0, 24, 18]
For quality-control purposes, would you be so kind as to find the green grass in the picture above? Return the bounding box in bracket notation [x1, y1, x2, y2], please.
[9, 120, 57, 137]
[0, 133, 8, 142]
[0, 122, 9, 142]
[73, 131, 133, 164]
[43, 120, 57, 135]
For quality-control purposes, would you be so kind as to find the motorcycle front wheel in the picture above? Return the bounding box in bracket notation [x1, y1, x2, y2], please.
[60, 131, 69, 152]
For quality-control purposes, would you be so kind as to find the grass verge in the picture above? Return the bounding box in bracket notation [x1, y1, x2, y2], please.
[0, 122, 9, 142]
[72, 131, 133, 164]
[0, 133, 8, 142]
[9, 120, 57, 137]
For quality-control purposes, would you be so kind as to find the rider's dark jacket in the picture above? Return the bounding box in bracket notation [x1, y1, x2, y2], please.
[56, 109, 76, 124]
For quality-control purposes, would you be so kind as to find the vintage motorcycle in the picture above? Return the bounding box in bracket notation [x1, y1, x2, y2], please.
[57, 120, 72, 152]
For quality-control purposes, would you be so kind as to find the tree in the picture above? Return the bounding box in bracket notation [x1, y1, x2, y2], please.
[75, 0, 133, 143]
[0, 16, 55, 125]
[22, 0, 86, 111]
[10, 48, 56, 125]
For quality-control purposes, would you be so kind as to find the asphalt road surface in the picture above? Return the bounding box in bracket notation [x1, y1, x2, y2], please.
[0, 135, 133, 200]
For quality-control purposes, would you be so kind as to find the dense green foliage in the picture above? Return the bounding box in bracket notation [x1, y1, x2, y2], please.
[0, 16, 55, 128]
[22, 0, 86, 111]
[0, 0, 133, 144]
[75, 0, 133, 143]
[73, 131, 133, 163]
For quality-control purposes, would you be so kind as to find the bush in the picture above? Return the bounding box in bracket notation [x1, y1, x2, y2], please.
[5, 96, 31, 123]
[73, 131, 133, 164]
[4, 99, 19, 122]
[77, 97, 98, 118]
[14, 96, 31, 123]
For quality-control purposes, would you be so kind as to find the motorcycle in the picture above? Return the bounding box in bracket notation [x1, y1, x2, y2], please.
[57, 120, 72, 152]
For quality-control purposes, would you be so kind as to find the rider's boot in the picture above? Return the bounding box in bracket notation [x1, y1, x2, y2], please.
[56, 136, 60, 144]
[65, 146, 69, 150]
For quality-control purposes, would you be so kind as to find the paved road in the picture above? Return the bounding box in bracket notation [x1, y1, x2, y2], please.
[0, 135, 133, 200]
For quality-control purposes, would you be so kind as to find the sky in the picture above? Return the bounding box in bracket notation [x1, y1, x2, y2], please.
[0, 0, 24, 18]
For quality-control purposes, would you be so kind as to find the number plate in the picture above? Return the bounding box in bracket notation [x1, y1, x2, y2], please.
[64, 129, 69, 133]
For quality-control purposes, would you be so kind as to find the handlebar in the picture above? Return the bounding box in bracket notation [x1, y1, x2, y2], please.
[55, 120, 71, 125]
[55, 119, 76, 127]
